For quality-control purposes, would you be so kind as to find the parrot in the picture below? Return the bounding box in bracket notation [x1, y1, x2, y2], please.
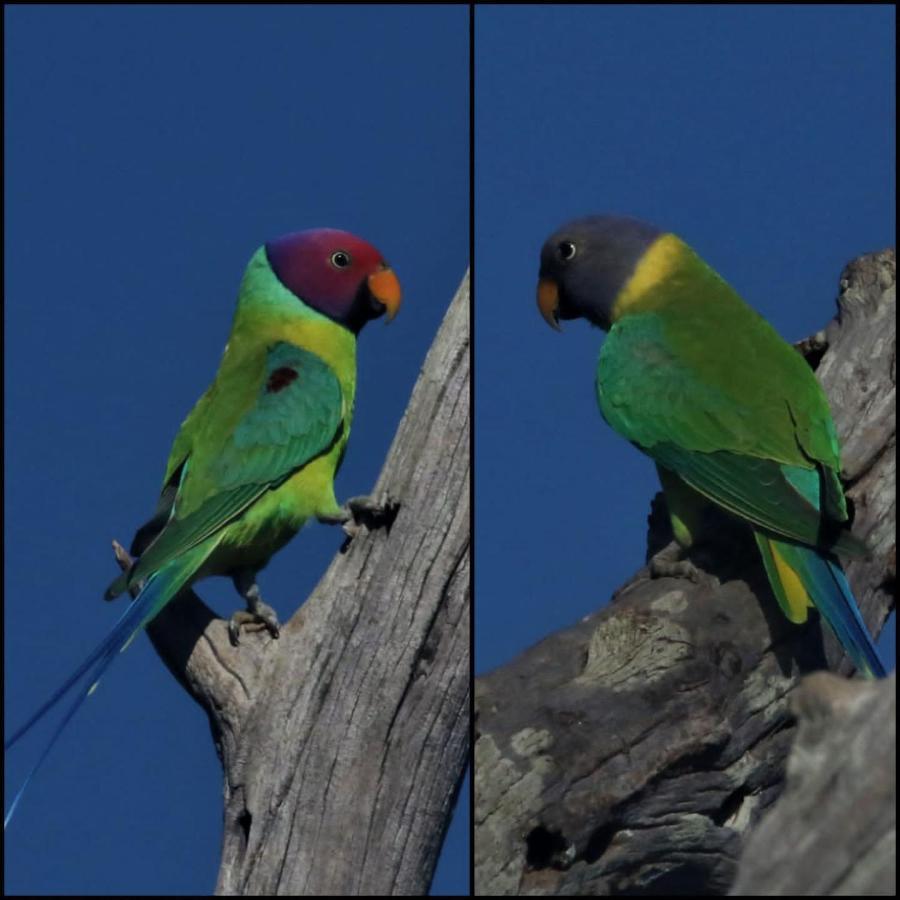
[536, 214, 886, 679]
[5, 228, 402, 827]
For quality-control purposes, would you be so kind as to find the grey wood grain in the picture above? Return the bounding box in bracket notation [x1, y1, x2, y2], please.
[730, 671, 895, 896]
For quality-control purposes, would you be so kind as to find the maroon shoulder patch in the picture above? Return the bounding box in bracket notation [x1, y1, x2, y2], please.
[266, 366, 299, 393]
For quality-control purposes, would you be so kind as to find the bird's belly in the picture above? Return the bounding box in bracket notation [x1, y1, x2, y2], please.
[208, 451, 342, 575]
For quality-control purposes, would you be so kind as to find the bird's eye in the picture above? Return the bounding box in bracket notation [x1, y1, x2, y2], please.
[558, 241, 577, 261]
[330, 250, 352, 268]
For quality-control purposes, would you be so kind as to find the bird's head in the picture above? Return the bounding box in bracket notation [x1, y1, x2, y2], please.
[265, 228, 401, 333]
[537, 215, 663, 331]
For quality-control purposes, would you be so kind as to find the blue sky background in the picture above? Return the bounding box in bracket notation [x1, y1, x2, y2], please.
[4, 5, 468, 895]
[475, 5, 895, 676]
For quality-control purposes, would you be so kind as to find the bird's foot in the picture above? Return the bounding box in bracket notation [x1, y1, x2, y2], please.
[344, 493, 399, 532]
[319, 493, 400, 549]
[230, 570, 280, 646]
[649, 540, 719, 588]
[228, 605, 281, 646]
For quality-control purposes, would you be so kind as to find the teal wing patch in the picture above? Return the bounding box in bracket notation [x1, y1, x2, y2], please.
[128, 343, 343, 585]
[211, 342, 344, 489]
[652, 445, 818, 540]
[653, 446, 865, 556]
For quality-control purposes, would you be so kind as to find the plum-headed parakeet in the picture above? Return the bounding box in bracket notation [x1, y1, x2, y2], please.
[6, 229, 402, 826]
[536, 214, 885, 679]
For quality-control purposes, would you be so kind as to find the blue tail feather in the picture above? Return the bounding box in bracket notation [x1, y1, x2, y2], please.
[4, 638, 121, 828]
[4, 549, 205, 829]
[777, 540, 887, 679]
[6, 599, 138, 753]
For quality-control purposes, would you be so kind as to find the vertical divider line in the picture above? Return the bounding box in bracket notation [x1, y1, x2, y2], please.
[467, 3, 476, 897]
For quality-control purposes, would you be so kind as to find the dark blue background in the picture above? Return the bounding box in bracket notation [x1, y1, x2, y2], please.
[475, 5, 895, 675]
[5, 5, 468, 894]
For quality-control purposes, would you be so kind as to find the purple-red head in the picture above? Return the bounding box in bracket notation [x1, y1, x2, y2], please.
[265, 229, 401, 333]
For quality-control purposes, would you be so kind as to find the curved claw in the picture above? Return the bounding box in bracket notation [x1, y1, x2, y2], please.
[229, 569, 281, 646]
[228, 610, 253, 646]
[228, 606, 281, 647]
[319, 494, 401, 553]
[254, 601, 281, 640]
[344, 493, 400, 532]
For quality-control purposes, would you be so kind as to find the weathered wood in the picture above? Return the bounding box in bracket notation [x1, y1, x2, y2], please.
[730, 671, 896, 896]
[474, 252, 895, 895]
[127, 272, 470, 895]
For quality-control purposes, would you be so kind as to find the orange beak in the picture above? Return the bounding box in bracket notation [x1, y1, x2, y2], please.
[368, 266, 402, 321]
[537, 278, 561, 331]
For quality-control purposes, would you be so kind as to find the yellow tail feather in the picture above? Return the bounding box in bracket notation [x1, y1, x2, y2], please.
[768, 540, 813, 624]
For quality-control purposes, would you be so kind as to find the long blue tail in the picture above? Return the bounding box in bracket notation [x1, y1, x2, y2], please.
[758, 534, 887, 679]
[4, 549, 208, 828]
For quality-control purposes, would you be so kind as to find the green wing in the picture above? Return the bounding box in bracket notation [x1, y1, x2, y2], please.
[649, 445, 865, 556]
[597, 307, 863, 554]
[125, 342, 343, 587]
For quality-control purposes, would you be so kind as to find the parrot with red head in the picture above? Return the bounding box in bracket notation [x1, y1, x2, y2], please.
[5, 229, 402, 826]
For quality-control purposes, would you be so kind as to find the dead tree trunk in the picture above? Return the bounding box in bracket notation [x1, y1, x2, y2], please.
[730, 671, 895, 896]
[474, 252, 895, 895]
[129, 272, 470, 895]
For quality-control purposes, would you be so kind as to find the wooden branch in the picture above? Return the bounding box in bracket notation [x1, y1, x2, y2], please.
[730, 671, 896, 895]
[474, 251, 895, 895]
[121, 271, 470, 895]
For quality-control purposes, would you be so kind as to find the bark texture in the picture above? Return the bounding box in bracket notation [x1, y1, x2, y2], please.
[129, 272, 470, 895]
[730, 671, 895, 896]
[474, 251, 895, 896]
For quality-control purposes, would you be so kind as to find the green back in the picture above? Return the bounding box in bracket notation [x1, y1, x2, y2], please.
[596, 243, 858, 551]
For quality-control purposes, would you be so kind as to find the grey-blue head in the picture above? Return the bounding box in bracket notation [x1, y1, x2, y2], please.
[538, 215, 663, 330]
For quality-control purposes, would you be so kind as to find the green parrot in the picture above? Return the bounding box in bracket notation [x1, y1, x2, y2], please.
[5, 229, 402, 826]
[536, 214, 885, 679]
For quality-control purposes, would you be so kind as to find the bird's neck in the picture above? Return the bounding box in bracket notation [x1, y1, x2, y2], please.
[610, 234, 728, 322]
[222, 255, 359, 411]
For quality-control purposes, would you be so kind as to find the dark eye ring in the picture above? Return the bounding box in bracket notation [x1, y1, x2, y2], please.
[330, 250, 352, 268]
[558, 241, 577, 261]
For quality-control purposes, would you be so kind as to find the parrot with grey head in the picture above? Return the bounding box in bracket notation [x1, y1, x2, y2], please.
[5, 228, 402, 826]
[536, 214, 885, 679]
